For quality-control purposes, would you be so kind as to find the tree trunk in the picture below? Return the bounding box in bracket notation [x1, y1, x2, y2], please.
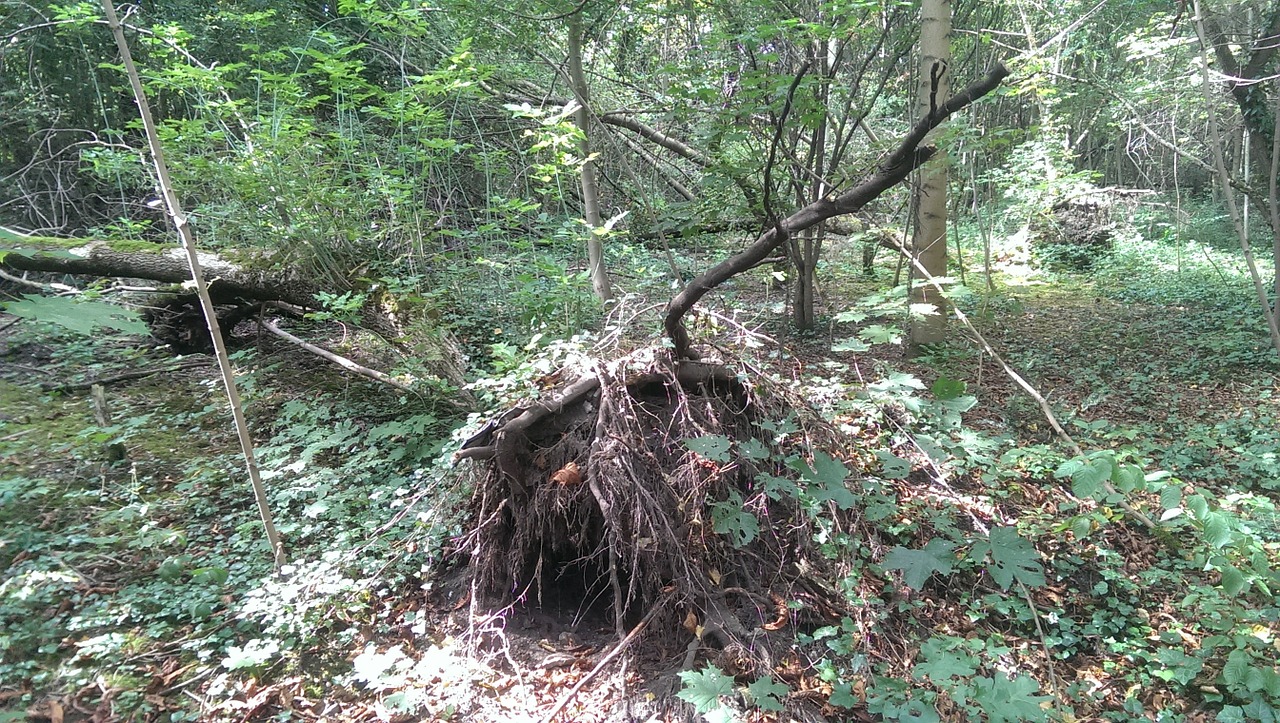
[791, 38, 832, 333]
[664, 63, 1010, 360]
[908, 0, 952, 352]
[1, 242, 323, 308]
[567, 10, 613, 303]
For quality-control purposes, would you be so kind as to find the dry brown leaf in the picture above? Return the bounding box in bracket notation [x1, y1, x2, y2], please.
[682, 609, 699, 634]
[550, 461, 582, 486]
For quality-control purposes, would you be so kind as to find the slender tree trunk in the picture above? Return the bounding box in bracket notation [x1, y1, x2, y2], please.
[908, 0, 952, 352]
[100, 0, 285, 567]
[567, 10, 613, 303]
[793, 39, 831, 332]
[1192, 0, 1280, 361]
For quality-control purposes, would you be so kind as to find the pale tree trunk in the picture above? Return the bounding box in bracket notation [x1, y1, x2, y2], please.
[101, 0, 285, 567]
[908, 0, 952, 351]
[1192, 0, 1280, 361]
[567, 10, 613, 303]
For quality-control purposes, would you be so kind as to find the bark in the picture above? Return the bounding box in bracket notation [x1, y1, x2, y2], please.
[567, 11, 613, 303]
[663, 63, 1010, 360]
[908, 0, 953, 351]
[1203, 9, 1280, 175]
[1, 243, 323, 308]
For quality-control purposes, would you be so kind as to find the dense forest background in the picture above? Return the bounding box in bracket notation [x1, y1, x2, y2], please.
[2, 0, 1280, 721]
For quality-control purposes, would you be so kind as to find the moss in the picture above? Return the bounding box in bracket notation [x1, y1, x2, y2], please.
[1, 235, 167, 255]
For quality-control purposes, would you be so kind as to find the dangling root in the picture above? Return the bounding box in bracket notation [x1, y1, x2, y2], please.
[455, 347, 862, 686]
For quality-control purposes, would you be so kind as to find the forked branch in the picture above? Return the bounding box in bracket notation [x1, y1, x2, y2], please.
[662, 63, 1010, 360]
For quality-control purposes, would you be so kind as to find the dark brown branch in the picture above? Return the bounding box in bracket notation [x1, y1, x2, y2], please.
[663, 63, 1011, 360]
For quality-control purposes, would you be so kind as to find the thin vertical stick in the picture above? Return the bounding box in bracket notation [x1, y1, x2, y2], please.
[100, 1, 285, 567]
[1191, 0, 1280, 361]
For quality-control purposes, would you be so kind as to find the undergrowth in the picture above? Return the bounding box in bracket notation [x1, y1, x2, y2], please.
[2, 194, 1279, 721]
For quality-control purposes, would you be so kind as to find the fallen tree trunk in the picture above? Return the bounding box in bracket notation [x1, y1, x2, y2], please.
[1, 240, 324, 308]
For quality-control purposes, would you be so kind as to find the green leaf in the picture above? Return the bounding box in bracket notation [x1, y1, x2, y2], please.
[877, 451, 911, 479]
[0, 225, 32, 243]
[883, 539, 956, 590]
[1070, 516, 1094, 540]
[931, 377, 967, 400]
[677, 665, 735, 713]
[1069, 456, 1114, 499]
[1054, 458, 1085, 478]
[1187, 494, 1209, 519]
[858, 324, 902, 344]
[969, 674, 1052, 723]
[790, 451, 856, 509]
[1202, 512, 1232, 548]
[757, 473, 798, 501]
[1245, 666, 1269, 693]
[190, 566, 229, 585]
[3, 294, 148, 335]
[828, 681, 858, 708]
[685, 435, 731, 463]
[1159, 485, 1182, 511]
[912, 637, 977, 681]
[746, 676, 788, 711]
[982, 527, 1045, 590]
[1222, 649, 1250, 688]
[711, 492, 760, 548]
[1111, 463, 1144, 493]
[302, 500, 330, 518]
[738, 438, 771, 461]
[1219, 565, 1246, 596]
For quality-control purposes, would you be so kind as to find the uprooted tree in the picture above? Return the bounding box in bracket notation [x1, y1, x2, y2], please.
[1, 53, 1009, 706]
[451, 62, 1011, 700]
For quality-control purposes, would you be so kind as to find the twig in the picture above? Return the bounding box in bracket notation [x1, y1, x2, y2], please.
[0, 266, 78, 293]
[258, 319, 416, 394]
[890, 243, 1159, 531]
[1019, 581, 1066, 711]
[42, 360, 212, 392]
[539, 594, 670, 723]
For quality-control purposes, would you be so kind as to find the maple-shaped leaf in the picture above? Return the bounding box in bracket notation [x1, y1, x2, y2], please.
[912, 636, 977, 681]
[685, 435, 731, 463]
[746, 676, 788, 711]
[788, 451, 855, 509]
[969, 674, 1053, 723]
[882, 538, 956, 590]
[677, 665, 735, 713]
[973, 527, 1045, 590]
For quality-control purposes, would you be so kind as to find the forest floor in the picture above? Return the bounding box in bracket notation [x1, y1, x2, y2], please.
[2, 234, 1279, 722]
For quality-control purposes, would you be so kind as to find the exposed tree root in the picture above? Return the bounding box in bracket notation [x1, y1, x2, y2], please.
[456, 347, 866, 717]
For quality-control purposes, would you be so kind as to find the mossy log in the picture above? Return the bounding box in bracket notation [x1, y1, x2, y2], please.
[1, 240, 322, 308]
